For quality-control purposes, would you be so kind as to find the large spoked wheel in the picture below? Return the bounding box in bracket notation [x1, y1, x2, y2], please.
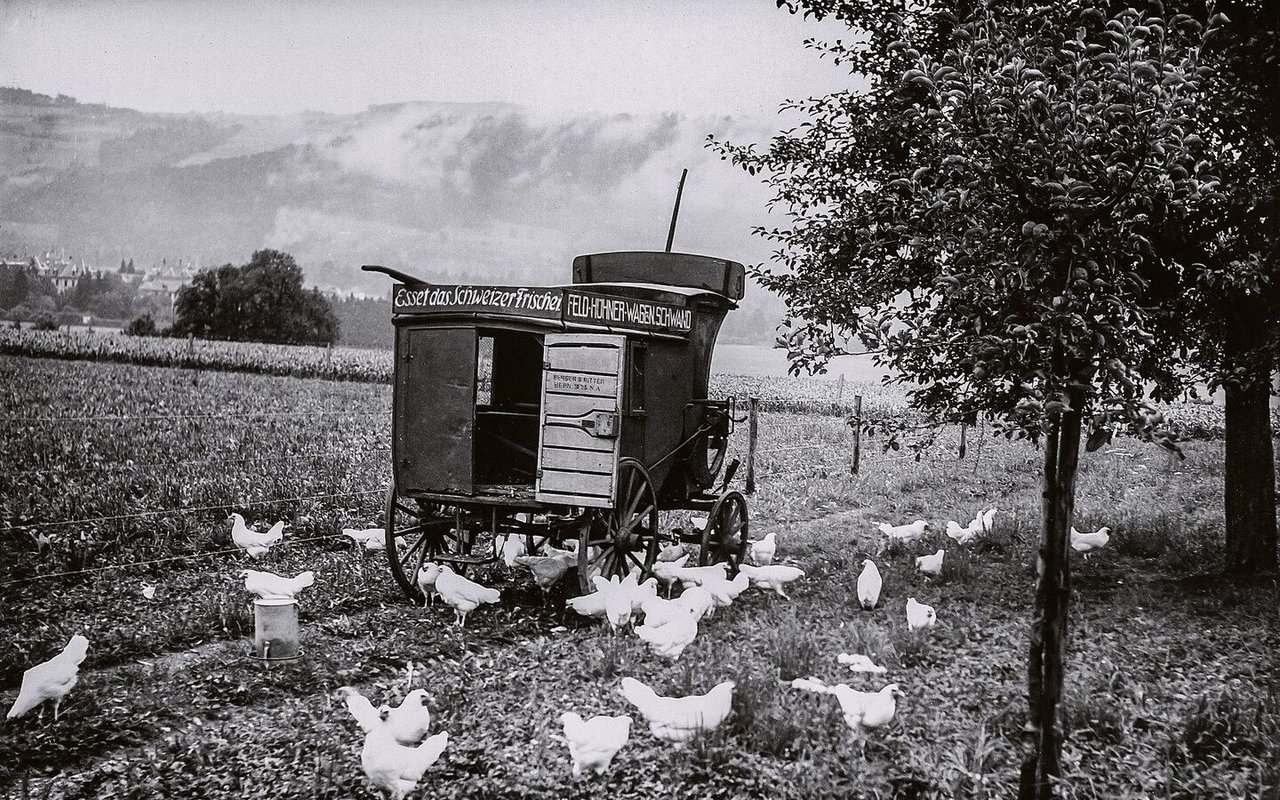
[698, 490, 749, 575]
[384, 484, 473, 603]
[578, 458, 660, 593]
[688, 408, 730, 488]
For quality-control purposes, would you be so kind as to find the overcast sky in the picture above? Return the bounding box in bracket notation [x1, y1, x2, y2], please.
[1, 0, 860, 116]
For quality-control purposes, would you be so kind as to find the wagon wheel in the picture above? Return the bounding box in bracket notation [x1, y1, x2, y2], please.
[384, 485, 472, 603]
[578, 458, 660, 593]
[688, 406, 730, 488]
[698, 490, 749, 576]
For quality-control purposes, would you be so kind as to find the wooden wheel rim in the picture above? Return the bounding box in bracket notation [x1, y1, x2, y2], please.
[578, 458, 660, 593]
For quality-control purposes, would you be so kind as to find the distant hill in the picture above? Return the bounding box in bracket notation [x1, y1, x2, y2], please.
[0, 87, 790, 344]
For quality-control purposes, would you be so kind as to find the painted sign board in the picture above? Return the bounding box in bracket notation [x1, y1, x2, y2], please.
[392, 283, 694, 336]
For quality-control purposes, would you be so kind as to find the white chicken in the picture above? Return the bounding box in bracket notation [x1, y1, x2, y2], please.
[701, 571, 750, 610]
[241, 569, 315, 600]
[673, 585, 715, 621]
[914, 549, 945, 578]
[738, 563, 805, 599]
[434, 565, 501, 626]
[229, 513, 284, 558]
[638, 596, 694, 629]
[415, 563, 441, 607]
[619, 677, 734, 743]
[515, 552, 577, 593]
[499, 533, 528, 567]
[141, 583, 157, 600]
[567, 590, 607, 620]
[619, 569, 659, 613]
[790, 678, 903, 734]
[856, 559, 882, 610]
[634, 608, 699, 659]
[1071, 525, 1111, 557]
[361, 727, 449, 800]
[336, 686, 384, 734]
[749, 532, 777, 566]
[673, 563, 729, 589]
[945, 520, 980, 546]
[593, 575, 636, 631]
[559, 712, 632, 777]
[975, 507, 997, 534]
[906, 597, 936, 631]
[837, 653, 887, 674]
[652, 554, 691, 598]
[876, 519, 928, 544]
[381, 689, 432, 744]
[6, 634, 89, 720]
[344, 527, 391, 551]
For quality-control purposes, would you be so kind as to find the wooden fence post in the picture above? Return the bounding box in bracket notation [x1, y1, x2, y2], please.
[959, 423, 968, 459]
[745, 397, 759, 494]
[850, 394, 862, 475]
[836, 373, 845, 400]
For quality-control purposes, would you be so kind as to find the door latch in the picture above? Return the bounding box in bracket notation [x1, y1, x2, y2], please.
[580, 412, 619, 438]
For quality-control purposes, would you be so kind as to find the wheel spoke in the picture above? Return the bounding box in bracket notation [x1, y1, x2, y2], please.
[398, 534, 426, 562]
[393, 523, 425, 538]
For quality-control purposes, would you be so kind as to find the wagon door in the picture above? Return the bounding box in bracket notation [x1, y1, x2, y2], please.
[535, 333, 626, 507]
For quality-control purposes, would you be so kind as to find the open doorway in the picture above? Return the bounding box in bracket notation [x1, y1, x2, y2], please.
[474, 329, 543, 487]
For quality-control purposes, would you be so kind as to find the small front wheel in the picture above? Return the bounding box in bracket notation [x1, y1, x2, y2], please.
[698, 490, 749, 575]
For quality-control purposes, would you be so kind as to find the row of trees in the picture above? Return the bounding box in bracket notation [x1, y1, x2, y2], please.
[0, 265, 168, 324]
[715, 1, 1277, 796]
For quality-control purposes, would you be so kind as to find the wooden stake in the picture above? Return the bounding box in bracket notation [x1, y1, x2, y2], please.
[850, 394, 862, 475]
[745, 397, 758, 494]
[959, 423, 968, 459]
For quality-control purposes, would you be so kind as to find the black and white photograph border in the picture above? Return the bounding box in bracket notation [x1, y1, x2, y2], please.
[1, 2, 1277, 799]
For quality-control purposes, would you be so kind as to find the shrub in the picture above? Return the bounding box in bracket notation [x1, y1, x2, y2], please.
[124, 313, 158, 337]
[31, 315, 60, 332]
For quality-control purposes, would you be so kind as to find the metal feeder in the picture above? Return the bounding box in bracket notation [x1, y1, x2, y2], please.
[247, 597, 303, 664]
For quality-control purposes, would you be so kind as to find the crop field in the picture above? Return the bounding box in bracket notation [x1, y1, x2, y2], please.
[1, 353, 1277, 799]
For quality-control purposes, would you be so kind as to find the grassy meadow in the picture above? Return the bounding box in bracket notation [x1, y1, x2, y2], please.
[1, 352, 1277, 799]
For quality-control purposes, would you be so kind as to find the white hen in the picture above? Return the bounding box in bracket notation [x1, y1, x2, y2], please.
[619, 677, 734, 742]
[837, 653, 888, 674]
[499, 533, 528, 567]
[381, 689, 432, 744]
[749, 532, 777, 566]
[945, 520, 980, 546]
[906, 597, 936, 631]
[638, 596, 695, 629]
[876, 519, 928, 544]
[791, 678, 902, 734]
[652, 554, 691, 597]
[1071, 525, 1111, 556]
[856, 559, 882, 610]
[593, 575, 635, 631]
[361, 727, 449, 800]
[673, 563, 729, 589]
[560, 712, 632, 777]
[634, 609, 699, 659]
[344, 527, 391, 551]
[6, 634, 89, 720]
[738, 564, 805, 599]
[434, 565, 501, 626]
[336, 686, 384, 734]
[229, 513, 284, 557]
[701, 571, 750, 610]
[914, 549, 944, 578]
[673, 585, 716, 621]
[415, 563, 441, 607]
[242, 569, 315, 600]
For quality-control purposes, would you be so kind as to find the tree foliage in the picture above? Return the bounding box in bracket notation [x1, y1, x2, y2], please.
[714, 3, 1223, 796]
[172, 249, 339, 346]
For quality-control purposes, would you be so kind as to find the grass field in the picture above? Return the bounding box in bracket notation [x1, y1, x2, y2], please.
[1, 353, 1277, 799]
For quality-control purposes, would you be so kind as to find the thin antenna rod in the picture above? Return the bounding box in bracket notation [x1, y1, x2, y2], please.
[665, 168, 688, 253]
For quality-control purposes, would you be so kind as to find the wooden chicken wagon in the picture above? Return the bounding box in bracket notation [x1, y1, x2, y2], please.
[363, 251, 750, 600]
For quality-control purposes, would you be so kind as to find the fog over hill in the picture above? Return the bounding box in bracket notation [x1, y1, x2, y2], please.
[0, 87, 790, 337]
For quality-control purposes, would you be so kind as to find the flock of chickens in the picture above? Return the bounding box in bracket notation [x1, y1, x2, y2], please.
[4, 506, 1114, 799]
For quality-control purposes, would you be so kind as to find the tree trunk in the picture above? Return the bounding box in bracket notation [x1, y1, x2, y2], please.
[1020, 391, 1084, 800]
[1222, 301, 1278, 575]
[1223, 372, 1278, 574]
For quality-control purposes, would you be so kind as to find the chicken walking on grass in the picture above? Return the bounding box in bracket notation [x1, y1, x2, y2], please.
[361, 727, 449, 800]
[619, 677, 734, 743]
[559, 712, 632, 777]
[738, 563, 805, 599]
[434, 565, 501, 627]
[857, 559, 882, 610]
[229, 513, 285, 558]
[6, 634, 90, 721]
